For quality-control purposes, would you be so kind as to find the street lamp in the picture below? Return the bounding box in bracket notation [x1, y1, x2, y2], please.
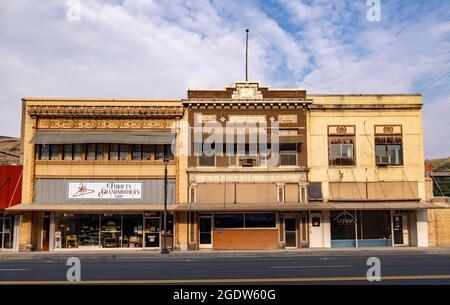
[160, 157, 169, 254]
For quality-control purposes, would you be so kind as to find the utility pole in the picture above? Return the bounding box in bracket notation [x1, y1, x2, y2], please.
[160, 157, 169, 254]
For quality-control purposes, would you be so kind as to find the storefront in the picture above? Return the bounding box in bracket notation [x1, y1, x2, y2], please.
[330, 210, 394, 247]
[53, 212, 174, 250]
[197, 212, 279, 250]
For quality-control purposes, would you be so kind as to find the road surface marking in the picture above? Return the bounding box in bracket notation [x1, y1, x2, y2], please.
[269, 265, 352, 269]
[1, 274, 450, 284]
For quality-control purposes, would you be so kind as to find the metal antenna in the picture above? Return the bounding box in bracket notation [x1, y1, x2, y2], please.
[245, 29, 249, 82]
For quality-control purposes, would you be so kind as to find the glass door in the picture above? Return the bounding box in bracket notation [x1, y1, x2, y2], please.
[393, 214, 409, 246]
[144, 217, 160, 248]
[285, 217, 297, 248]
[199, 215, 212, 249]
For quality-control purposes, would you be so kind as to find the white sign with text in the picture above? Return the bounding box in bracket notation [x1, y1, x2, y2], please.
[68, 182, 142, 199]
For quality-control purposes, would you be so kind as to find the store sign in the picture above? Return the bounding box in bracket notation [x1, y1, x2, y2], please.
[68, 182, 142, 199]
[333, 211, 356, 225]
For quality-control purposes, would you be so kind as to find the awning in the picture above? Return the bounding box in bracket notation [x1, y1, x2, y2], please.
[30, 130, 175, 145]
[7, 201, 446, 213]
[279, 135, 303, 144]
[6, 204, 178, 213]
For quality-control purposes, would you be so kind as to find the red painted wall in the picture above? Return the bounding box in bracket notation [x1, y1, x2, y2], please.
[0, 165, 22, 209]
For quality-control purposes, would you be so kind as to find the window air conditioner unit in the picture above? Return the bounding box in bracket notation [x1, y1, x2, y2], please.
[377, 155, 390, 165]
[240, 158, 256, 167]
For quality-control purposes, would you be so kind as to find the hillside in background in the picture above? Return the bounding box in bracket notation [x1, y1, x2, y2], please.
[428, 156, 450, 171]
[0, 136, 20, 164]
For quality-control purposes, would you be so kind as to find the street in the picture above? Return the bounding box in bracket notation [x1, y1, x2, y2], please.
[0, 251, 450, 284]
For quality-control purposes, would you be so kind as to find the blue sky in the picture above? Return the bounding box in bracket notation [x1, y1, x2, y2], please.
[0, 0, 449, 158]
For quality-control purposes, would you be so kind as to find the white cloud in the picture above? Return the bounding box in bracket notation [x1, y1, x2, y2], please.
[0, 0, 449, 158]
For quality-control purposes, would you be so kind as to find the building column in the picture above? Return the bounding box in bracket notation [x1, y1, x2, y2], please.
[416, 209, 429, 247]
[19, 212, 32, 251]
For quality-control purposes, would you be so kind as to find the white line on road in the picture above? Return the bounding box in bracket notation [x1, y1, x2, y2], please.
[269, 265, 353, 269]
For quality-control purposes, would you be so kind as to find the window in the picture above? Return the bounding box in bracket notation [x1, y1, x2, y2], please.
[132, 144, 142, 160]
[214, 214, 244, 228]
[50, 144, 59, 160]
[244, 213, 276, 228]
[189, 187, 196, 203]
[108, 144, 128, 160]
[374, 125, 403, 166]
[95, 144, 104, 160]
[109, 144, 119, 160]
[277, 185, 285, 203]
[279, 143, 297, 166]
[300, 186, 307, 203]
[73, 144, 82, 160]
[328, 136, 355, 166]
[213, 213, 276, 228]
[375, 137, 403, 165]
[87, 144, 104, 160]
[39, 144, 50, 160]
[142, 144, 151, 160]
[87, 144, 95, 160]
[309, 182, 322, 200]
[119, 144, 128, 160]
[155, 145, 165, 160]
[198, 143, 216, 166]
[164, 144, 174, 160]
[63, 144, 73, 160]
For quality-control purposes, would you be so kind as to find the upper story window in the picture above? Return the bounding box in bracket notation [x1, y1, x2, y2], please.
[36, 143, 172, 162]
[86, 144, 105, 161]
[279, 143, 297, 166]
[328, 125, 355, 166]
[63, 144, 82, 160]
[309, 182, 322, 200]
[375, 125, 403, 166]
[38, 144, 59, 160]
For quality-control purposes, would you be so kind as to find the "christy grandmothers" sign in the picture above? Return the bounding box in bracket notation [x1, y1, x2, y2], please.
[68, 182, 142, 199]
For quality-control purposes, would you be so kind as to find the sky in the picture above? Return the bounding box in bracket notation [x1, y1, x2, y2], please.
[0, 0, 449, 158]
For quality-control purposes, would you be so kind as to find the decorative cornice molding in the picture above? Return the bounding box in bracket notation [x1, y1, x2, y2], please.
[27, 105, 184, 118]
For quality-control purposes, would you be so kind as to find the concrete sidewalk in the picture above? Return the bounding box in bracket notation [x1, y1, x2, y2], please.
[1, 246, 450, 260]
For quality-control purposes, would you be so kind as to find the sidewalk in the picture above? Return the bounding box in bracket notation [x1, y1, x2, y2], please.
[1, 246, 450, 260]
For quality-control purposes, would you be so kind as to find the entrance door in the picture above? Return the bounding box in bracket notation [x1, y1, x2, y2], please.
[199, 215, 212, 249]
[42, 214, 51, 251]
[144, 217, 160, 248]
[309, 212, 324, 248]
[285, 218, 297, 248]
[393, 214, 409, 246]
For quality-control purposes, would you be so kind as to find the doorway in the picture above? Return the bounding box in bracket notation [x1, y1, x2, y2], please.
[144, 217, 160, 248]
[199, 215, 212, 249]
[393, 213, 409, 246]
[284, 217, 297, 248]
[42, 213, 51, 251]
[309, 212, 324, 248]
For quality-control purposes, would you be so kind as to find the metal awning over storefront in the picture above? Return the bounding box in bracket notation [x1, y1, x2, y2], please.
[6, 201, 446, 214]
[30, 130, 175, 144]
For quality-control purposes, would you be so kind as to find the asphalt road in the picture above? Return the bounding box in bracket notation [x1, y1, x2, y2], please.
[0, 252, 450, 284]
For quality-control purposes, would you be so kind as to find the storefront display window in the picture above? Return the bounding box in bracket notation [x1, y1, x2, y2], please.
[101, 214, 121, 248]
[0, 213, 14, 249]
[330, 210, 392, 247]
[54, 214, 149, 249]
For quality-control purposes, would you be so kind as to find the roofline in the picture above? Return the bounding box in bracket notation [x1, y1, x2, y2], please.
[307, 94, 422, 97]
[21, 97, 183, 102]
